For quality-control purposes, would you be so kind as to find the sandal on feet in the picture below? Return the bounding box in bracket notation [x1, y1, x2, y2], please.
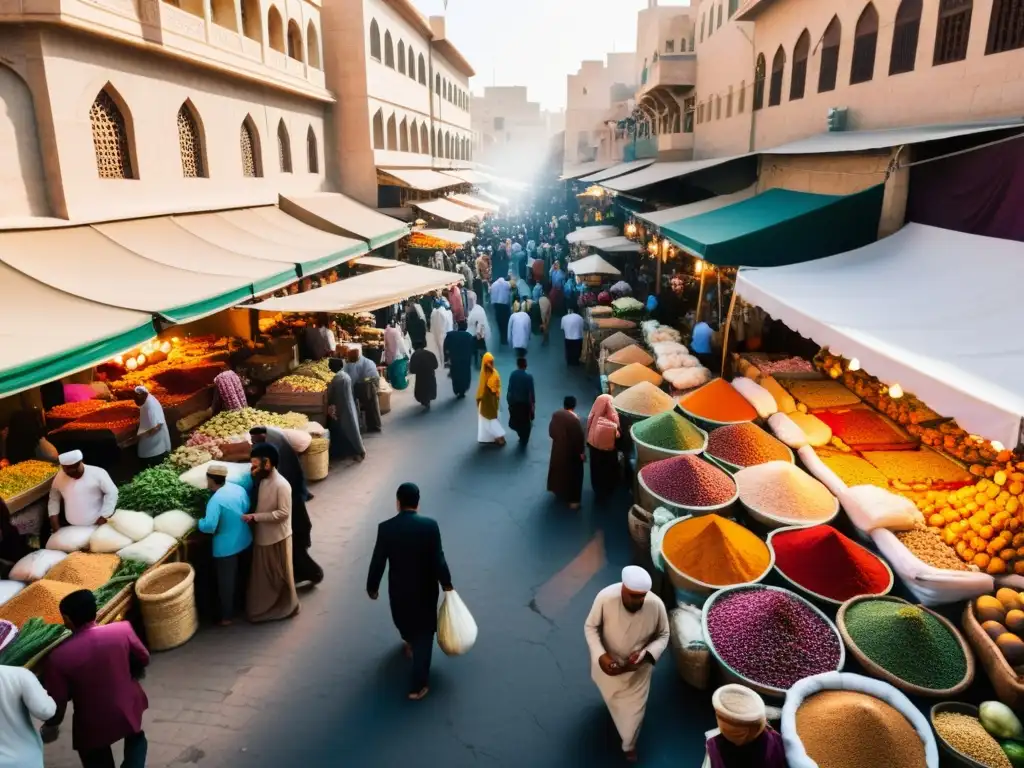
[407, 687, 429, 701]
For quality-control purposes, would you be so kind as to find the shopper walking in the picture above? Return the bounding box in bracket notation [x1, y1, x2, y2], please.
[198, 464, 252, 625]
[408, 342, 439, 410]
[444, 325, 476, 399]
[405, 301, 428, 351]
[508, 303, 532, 359]
[367, 483, 454, 701]
[476, 353, 506, 446]
[466, 293, 490, 368]
[42, 590, 150, 768]
[489, 276, 512, 346]
[584, 566, 670, 764]
[384, 321, 409, 391]
[506, 357, 535, 446]
[0, 665, 55, 768]
[586, 394, 621, 498]
[539, 293, 552, 345]
[561, 307, 585, 366]
[547, 396, 585, 509]
[345, 347, 382, 433]
[327, 369, 366, 461]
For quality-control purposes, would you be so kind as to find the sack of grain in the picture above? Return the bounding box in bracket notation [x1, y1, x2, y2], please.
[0, 580, 26, 605]
[179, 461, 251, 490]
[280, 427, 312, 454]
[153, 510, 196, 540]
[669, 605, 710, 690]
[437, 590, 478, 656]
[118, 531, 177, 565]
[9, 551, 67, 582]
[45, 526, 98, 553]
[89, 525, 134, 554]
[768, 412, 808, 450]
[839, 484, 922, 534]
[731, 377, 778, 419]
[663, 367, 712, 392]
[108, 510, 155, 542]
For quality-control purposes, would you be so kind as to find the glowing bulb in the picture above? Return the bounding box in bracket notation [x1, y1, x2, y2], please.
[991, 440, 1005, 452]
[114, 355, 124, 365]
[141, 343, 154, 356]
[694, 259, 704, 275]
[160, 341, 172, 354]
[171, 337, 180, 344]
[848, 358, 861, 371]
[888, 383, 903, 399]
[626, 223, 637, 237]
[125, 358, 138, 371]
[136, 354, 146, 366]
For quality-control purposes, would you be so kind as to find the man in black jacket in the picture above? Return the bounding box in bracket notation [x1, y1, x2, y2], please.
[367, 483, 453, 700]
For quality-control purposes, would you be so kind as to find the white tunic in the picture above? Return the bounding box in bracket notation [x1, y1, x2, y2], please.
[507, 312, 532, 350]
[138, 395, 172, 458]
[0, 666, 56, 768]
[47, 465, 119, 525]
[584, 584, 670, 752]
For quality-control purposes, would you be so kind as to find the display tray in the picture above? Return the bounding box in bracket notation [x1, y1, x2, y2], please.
[814, 406, 920, 452]
[861, 446, 973, 490]
[779, 377, 862, 410]
[163, 386, 215, 424]
[3, 477, 56, 514]
[738, 353, 822, 380]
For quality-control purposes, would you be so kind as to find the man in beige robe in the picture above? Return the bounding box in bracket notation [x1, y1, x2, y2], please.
[584, 566, 670, 763]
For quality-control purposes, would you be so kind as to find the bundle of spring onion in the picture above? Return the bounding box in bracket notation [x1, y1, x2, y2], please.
[93, 559, 149, 609]
[0, 618, 70, 667]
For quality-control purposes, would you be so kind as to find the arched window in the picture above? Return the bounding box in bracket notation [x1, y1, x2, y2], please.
[90, 87, 133, 179]
[399, 117, 409, 151]
[935, 0, 973, 64]
[372, 109, 384, 149]
[435, 73, 440, 94]
[240, 0, 260, 41]
[715, 95, 721, 119]
[699, 14, 705, 42]
[444, 131, 450, 158]
[268, 7, 285, 53]
[738, 79, 745, 112]
[177, 102, 205, 178]
[850, 4, 879, 83]
[277, 119, 291, 172]
[407, 46, 415, 79]
[988, 0, 1024, 54]
[890, 0, 922, 73]
[435, 128, 441, 157]
[769, 46, 785, 105]
[287, 20, 303, 61]
[307, 22, 320, 68]
[818, 16, 841, 92]
[420, 124, 429, 154]
[306, 126, 318, 173]
[790, 30, 810, 99]
[384, 31, 394, 68]
[386, 113, 397, 149]
[397, 40, 406, 74]
[717, 2, 723, 28]
[752, 53, 766, 110]
[369, 19, 381, 60]
[728, 0, 738, 16]
[418, 54, 426, 84]
[240, 116, 261, 177]
[410, 120, 420, 153]
[211, 0, 236, 31]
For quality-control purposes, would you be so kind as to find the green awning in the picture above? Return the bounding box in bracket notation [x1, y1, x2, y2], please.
[660, 185, 885, 267]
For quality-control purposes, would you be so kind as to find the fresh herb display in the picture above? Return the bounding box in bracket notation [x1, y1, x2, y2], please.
[0, 618, 70, 667]
[93, 558, 149, 609]
[117, 467, 210, 516]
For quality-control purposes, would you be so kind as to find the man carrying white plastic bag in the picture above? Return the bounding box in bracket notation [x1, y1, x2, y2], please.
[437, 589, 477, 656]
[367, 483, 458, 701]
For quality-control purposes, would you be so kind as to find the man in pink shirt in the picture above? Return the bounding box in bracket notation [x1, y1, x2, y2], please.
[42, 590, 149, 768]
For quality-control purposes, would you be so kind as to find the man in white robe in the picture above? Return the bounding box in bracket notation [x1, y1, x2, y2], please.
[584, 566, 670, 762]
[47, 450, 118, 532]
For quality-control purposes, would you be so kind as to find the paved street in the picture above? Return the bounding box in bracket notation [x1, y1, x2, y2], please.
[47, 313, 714, 768]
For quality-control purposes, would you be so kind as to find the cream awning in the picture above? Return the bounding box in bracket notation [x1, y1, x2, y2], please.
[601, 155, 753, 192]
[589, 236, 640, 253]
[579, 159, 656, 183]
[351, 255, 403, 269]
[252, 264, 464, 314]
[449, 194, 499, 212]
[378, 168, 463, 191]
[565, 225, 619, 244]
[441, 170, 491, 185]
[417, 229, 476, 246]
[411, 198, 481, 224]
[478, 189, 509, 205]
[560, 161, 615, 180]
[279, 193, 409, 250]
[568, 254, 621, 276]
[636, 186, 758, 228]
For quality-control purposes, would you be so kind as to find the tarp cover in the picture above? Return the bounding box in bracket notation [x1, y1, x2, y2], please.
[661, 185, 884, 266]
[588, 236, 640, 253]
[567, 254, 621, 276]
[565, 225, 619, 244]
[0, 262, 155, 397]
[252, 264, 464, 314]
[579, 159, 655, 183]
[351, 256, 403, 269]
[636, 186, 757, 227]
[279, 193, 409, 250]
[379, 168, 462, 191]
[411, 198, 481, 224]
[736, 223, 1024, 447]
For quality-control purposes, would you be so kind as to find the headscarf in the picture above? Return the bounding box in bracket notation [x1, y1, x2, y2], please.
[586, 394, 619, 445]
[476, 353, 501, 402]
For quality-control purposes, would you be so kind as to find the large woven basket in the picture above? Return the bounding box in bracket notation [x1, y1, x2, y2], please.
[301, 437, 330, 482]
[135, 563, 197, 651]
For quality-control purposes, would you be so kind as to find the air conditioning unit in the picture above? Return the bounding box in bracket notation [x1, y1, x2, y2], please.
[827, 107, 848, 132]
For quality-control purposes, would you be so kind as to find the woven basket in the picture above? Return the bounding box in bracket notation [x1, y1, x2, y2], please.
[962, 601, 1024, 709]
[836, 595, 974, 698]
[627, 504, 654, 551]
[301, 437, 330, 482]
[135, 563, 197, 651]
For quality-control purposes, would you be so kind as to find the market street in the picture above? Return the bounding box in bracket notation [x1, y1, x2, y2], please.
[45, 319, 715, 768]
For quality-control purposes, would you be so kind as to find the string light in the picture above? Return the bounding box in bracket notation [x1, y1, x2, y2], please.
[888, 383, 903, 399]
[114, 355, 124, 366]
[125, 358, 138, 371]
[848, 358, 861, 371]
[160, 341, 172, 354]
[136, 354, 146, 366]
[694, 259, 704, 275]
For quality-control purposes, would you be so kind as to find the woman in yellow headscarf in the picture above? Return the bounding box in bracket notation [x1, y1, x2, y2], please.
[476, 353, 506, 446]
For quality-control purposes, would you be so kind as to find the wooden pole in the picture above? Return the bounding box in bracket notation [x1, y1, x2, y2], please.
[720, 283, 739, 378]
[654, 247, 662, 295]
[694, 265, 706, 326]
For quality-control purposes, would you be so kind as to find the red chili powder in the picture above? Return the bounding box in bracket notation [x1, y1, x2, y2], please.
[771, 526, 890, 602]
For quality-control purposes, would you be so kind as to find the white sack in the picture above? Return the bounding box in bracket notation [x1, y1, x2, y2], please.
[179, 461, 251, 490]
[118, 531, 177, 565]
[840, 484, 921, 534]
[731, 377, 778, 419]
[652, 341, 688, 356]
[89, 525, 134, 553]
[0, 580, 26, 604]
[10, 550, 67, 582]
[437, 590, 478, 656]
[769, 413, 808, 450]
[663, 367, 712, 391]
[303, 421, 327, 437]
[788, 412, 832, 447]
[797, 446, 848, 498]
[153, 510, 196, 539]
[45, 525, 98, 553]
[280, 428, 312, 454]
[108, 510, 155, 542]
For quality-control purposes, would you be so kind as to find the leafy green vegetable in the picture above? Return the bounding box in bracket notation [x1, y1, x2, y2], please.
[93, 558, 149, 609]
[117, 467, 210, 517]
[0, 618, 69, 667]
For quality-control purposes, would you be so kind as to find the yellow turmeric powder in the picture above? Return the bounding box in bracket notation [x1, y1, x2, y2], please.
[662, 514, 770, 586]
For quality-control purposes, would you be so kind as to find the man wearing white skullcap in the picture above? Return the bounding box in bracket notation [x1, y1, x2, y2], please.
[584, 565, 669, 762]
[47, 451, 118, 532]
[704, 684, 786, 768]
[132, 385, 171, 467]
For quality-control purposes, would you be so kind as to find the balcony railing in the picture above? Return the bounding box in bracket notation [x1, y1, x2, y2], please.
[640, 54, 697, 94]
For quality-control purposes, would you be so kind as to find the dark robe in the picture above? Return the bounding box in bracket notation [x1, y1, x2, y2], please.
[506, 369, 535, 443]
[706, 728, 787, 768]
[327, 371, 365, 459]
[443, 330, 475, 397]
[408, 348, 438, 406]
[406, 311, 428, 350]
[547, 409, 585, 504]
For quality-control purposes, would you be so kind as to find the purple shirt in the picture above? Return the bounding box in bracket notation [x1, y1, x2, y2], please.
[706, 728, 787, 768]
[44, 622, 149, 751]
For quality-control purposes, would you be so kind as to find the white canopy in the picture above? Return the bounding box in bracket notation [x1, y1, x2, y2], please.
[378, 168, 462, 191]
[566, 225, 618, 244]
[449, 193, 499, 212]
[568, 254, 621, 276]
[411, 198, 481, 224]
[735, 223, 1024, 447]
[589, 236, 640, 253]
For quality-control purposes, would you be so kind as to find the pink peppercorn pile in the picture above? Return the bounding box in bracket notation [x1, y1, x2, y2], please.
[640, 454, 736, 507]
[707, 422, 791, 468]
[706, 587, 842, 690]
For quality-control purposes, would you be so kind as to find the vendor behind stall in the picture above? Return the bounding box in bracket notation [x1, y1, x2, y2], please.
[3, 409, 58, 465]
[132, 386, 171, 468]
[47, 451, 117, 532]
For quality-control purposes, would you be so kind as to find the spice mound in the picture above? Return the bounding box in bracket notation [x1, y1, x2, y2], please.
[736, 461, 835, 522]
[45, 552, 122, 590]
[818, 451, 890, 488]
[607, 345, 654, 367]
[0, 460, 59, 502]
[600, 332, 637, 354]
[662, 514, 770, 586]
[796, 690, 928, 768]
[706, 587, 842, 690]
[843, 600, 967, 690]
[933, 711, 1012, 768]
[640, 455, 736, 508]
[707, 422, 790, 468]
[0, 579, 83, 629]
[608, 363, 663, 388]
[895, 527, 970, 572]
[678, 378, 757, 423]
[772, 526, 890, 602]
[632, 411, 705, 452]
[613, 382, 677, 417]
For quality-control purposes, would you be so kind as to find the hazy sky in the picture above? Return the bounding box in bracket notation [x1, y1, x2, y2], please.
[412, 0, 690, 111]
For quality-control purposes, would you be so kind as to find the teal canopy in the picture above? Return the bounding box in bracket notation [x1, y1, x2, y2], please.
[660, 185, 885, 267]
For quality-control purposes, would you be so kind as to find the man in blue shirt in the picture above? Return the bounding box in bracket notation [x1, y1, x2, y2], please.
[198, 464, 253, 625]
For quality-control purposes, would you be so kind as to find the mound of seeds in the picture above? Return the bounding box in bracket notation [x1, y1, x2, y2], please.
[632, 411, 705, 452]
[735, 461, 835, 522]
[640, 454, 736, 507]
[45, 552, 122, 590]
[607, 345, 654, 367]
[707, 422, 790, 467]
[933, 711, 1012, 768]
[0, 580, 82, 629]
[706, 587, 842, 690]
[613, 382, 676, 417]
[608, 363, 662, 388]
[600, 332, 637, 354]
[844, 600, 967, 690]
[895, 528, 970, 572]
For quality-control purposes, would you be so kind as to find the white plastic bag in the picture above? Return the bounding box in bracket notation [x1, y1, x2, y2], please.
[179, 461, 251, 489]
[153, 510, 196, 539]
[649, 507, 677, 572]
[45, 525, 98, 553]
[731, 377, 778, 419]
[0, 580, 26, 604]
[108, 510, 155, 542]
[840, 484, 921, 534]
[10, 550, 67, 582]
[769, 413, 808, 450]
[437, 590, 478, 656]
[118, 531, 177, 565]
[89, 525, 134, 553]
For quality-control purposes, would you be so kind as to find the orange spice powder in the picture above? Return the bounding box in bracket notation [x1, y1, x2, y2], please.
[679, 378, 757, 423]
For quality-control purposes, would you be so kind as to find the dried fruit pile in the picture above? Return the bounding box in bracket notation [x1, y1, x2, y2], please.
[780, 378, 862, 409]
[268, 375, 328, 394]
[0, 460, 59, 502]
[814, 408, 917, 450]
[706, 423, 790, 468]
